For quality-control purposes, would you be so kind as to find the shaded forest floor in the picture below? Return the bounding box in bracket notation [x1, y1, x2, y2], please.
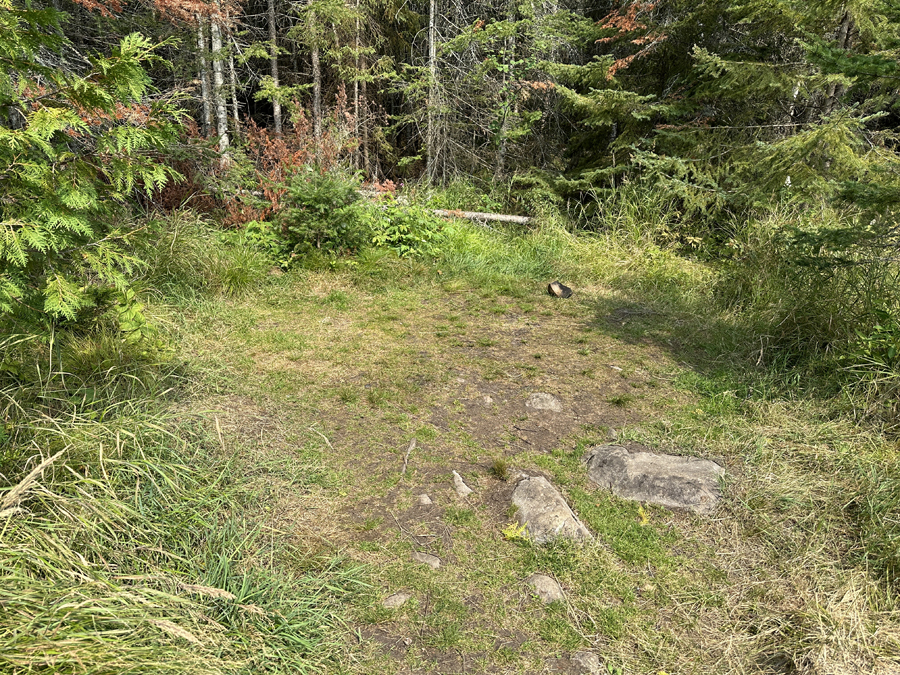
[174, 262, 900, 675]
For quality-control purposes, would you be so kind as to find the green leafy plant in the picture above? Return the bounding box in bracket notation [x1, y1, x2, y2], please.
[0, 8, 183, 330]
[370, 203, 445, 257]
[501, 520, 529, 541]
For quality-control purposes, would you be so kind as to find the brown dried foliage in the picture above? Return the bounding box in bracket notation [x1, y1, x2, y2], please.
[220, 96, 360, 228]
[596, 2, 666, 80]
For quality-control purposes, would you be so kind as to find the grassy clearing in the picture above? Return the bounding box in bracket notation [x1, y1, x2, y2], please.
[3, 206, 899, 674]
[144, 210, 898, 674]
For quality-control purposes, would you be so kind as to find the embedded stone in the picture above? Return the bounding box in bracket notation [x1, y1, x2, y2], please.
[417, 494, 433, 505]
[452, 470, 473, 497]
[382, 592, 412, 609]
[526, 393, 563, 412]
[511, 475, 591, 544]
[411, 551, 441, 569]
[572, 651, 603, 674]
[525, 573, 564, 604]
[582, 444, 725, 515]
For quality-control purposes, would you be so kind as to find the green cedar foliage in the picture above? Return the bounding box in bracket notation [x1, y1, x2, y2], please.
[0, 1, 183, 329]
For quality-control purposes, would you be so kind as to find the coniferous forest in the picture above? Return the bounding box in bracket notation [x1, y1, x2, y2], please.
[2, 1, 900, 674]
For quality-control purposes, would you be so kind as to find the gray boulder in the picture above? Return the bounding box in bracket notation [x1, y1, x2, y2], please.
[582, 444, 724, 515]
[512, 475, 591, 543]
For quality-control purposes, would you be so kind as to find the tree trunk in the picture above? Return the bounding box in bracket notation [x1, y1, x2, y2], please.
[210, 16, 230, 161]
[310, 9, 323, 158]
[228, 33, 240, 140]
[353, 0, 360, 170]
[824, 10, 854, 117]
[494, 1, 515, 181]
[197, 16, 213, 137]
[425, 0, 437, 183]
[268, 0, 282, 135]
[361, 59, 370, 176]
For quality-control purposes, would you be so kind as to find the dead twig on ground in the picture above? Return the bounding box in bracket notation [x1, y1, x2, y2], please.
[401, 438, 416, 475]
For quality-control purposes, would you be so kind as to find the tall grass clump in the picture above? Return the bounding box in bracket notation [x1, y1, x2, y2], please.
[0, 336, 361, 674]
[436, 219, 574, 291]
[134, 211, 271, 303]
[713, 204, 900, 421]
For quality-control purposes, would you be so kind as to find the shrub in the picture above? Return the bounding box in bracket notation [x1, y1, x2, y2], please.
[370, 203, 445, 257]
[276, 170, 370, 257]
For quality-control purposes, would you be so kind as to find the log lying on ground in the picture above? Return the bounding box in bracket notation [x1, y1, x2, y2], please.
[432, 209, 532, 225]
[357, 190, 532, 226]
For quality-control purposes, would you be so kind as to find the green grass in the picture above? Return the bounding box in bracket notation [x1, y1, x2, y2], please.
[4, 201, 900, 675]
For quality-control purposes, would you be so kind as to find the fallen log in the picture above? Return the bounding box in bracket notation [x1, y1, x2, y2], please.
[431, 209, 532, 225]
[357, 190, 533, 226]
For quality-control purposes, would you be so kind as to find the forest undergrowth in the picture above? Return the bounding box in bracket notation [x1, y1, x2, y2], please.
[2, 185, 899, 673]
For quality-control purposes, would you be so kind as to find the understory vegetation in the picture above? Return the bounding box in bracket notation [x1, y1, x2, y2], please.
[3, 0, 900, 672]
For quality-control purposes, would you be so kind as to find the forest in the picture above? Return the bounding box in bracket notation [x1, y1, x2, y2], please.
[2, 0, 900, 673]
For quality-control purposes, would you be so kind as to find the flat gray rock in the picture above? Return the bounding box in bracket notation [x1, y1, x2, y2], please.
[525, 573, 564, 604]
[582, 444, 725, 515]
[512, 475, 591, 544]
[572, 651, 603, 674]
[417, 493, 433, 505]
[526, 392, 563, 412]
[411, 551, 441, 569]
[382, 592, 412, 609]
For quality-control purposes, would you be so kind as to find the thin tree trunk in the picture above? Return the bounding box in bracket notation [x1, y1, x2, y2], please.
[268, 0, 282, 135]
[361, 61, 370, 176]
[197, 16, 213, 137]
[353, 0, 360, 170]
[228, 35, 240, 140]
[426, 0, 437, 183]
[495, 1, 515, 180]
[824, 10, 854, 117]
[311, 9, 322, 158]
[210, 16, 230, 161]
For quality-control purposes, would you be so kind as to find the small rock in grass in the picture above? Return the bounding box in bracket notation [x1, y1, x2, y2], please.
[525, 573, 564, 604]
[526, 392, 563, 412]
[511, 476, 591, 544]
[547, 281, 573, 298]
[411, 551, 441, 569]
[572, 651, 603, 674]
[452, 470, 473, 497]
[417, 494, 433, 505]
[382, 592, 412, 609]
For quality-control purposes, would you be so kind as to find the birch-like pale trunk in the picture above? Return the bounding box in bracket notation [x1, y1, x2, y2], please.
[310, 9, 323, 157]
[197, 16, 213, 137]
[425, 0, 437, 183]
[228, 32, 240, 139]
[268, 0, 282, 135]
[353, 0, 360, 170]
[361, 60, 370, 176]
[210, 16, 230, 160]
